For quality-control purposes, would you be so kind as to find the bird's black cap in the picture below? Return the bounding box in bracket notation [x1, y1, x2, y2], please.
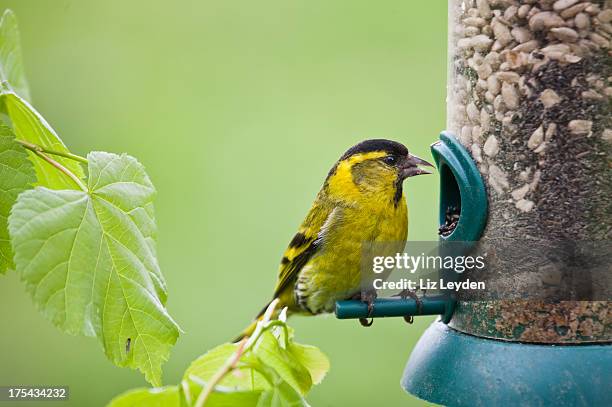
[339, 139, 409, 161]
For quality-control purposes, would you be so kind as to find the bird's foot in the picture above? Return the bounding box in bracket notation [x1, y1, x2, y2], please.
[350, 290, 377, 328]
[392, 289, 422, 323]
[359, 317, 374, 327]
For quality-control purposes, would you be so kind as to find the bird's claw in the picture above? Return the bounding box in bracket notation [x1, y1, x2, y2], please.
[350, 290, 377, 328]
[367, 300, 374, 317]
[393, 288, 415, 300]
[393, 289, 422, 323]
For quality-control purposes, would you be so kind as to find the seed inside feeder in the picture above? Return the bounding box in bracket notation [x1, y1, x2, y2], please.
[439, 206, 460, 237]
[445, 0, 611, 344]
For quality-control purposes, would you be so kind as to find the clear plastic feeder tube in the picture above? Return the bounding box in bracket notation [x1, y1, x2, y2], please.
[445, 0, 611, 343]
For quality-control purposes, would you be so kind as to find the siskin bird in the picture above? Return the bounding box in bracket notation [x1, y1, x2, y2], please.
[236, 139, 433, 340]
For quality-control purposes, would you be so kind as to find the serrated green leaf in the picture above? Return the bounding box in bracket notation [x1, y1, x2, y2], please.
[253, 331, 312, 395]
[287, 342, 329, 386]
[0, 122, 34, 273]
[183, 343, 237, 381]
[107, 386, 180, 407]
[9, 151, 179, 385]
[0, 9, 30, 101]
[184, 343, 269, 392]
[110, 320, 327, 406]
[256, 382, 309, 407]
[3, 92, 85, 189]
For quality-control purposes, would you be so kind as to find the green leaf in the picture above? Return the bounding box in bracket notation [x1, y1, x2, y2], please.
[0, 9, 30, 101]
[256, 382, 309, 407]
[8, 151, 180, 385]
[253, 330, 312, 395]
[179, 380, 262, 407]
[207, 391, 263, 407]
[287, 342, 330, 386]
[110, 320, 328, 406]
[3, 92, 85, 189]
[203, 391, 262, 407]
[107, 386, 180, 407]
[184, 343, 269, 391]
[0, 122, 34, 273]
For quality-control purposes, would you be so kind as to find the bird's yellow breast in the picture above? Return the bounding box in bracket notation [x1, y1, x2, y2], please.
[295, 193, 408, 314]
[277, 150, 410, 314]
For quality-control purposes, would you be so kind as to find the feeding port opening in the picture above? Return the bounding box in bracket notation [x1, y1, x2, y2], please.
[438, 162, 461, 238]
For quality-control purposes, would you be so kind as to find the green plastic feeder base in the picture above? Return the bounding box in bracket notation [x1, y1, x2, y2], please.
[402, 321, 612, 406]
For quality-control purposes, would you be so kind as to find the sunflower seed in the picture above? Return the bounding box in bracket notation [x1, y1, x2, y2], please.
[488, 164, 509, 193]
[551, 27, 579, 41]
[511, 184, 530, 200]
[553, 0, 579, 12]
[529, 11, 565, 31]
[515, 199, 535, 212]
[540, 89, 561, 108]
[476, 0, 493, 19]
[568, 119, 593, 135]
[483, 135, 500, 157]
[501, 82, 519, 109]
[560, 3, 588, 19]
[598, 9, 612, 24]
[511, 26, 534, 43]
[575, 12, 590, 29]
[528, 125, 545, 149]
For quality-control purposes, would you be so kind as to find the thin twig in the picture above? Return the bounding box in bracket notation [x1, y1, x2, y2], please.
[193, 300, 281, 407]
[194, 337, 248, 407]
[244, 298, 280, 351]
[34, 150, 88, 192]
[16, 139, 88, 163]
[15, 139, 88, 191]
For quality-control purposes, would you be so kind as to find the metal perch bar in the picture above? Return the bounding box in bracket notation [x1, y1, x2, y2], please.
[335, 296, 448, 319]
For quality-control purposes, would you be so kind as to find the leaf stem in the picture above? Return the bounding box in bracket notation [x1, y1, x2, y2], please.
[16, 140, 88, 191]
[192, 300, 284, 406]
[37, 151, 88, 192]
[262, 320, 290, 345]
[15, 139, 88, 163]
[194, 337, 248, 407]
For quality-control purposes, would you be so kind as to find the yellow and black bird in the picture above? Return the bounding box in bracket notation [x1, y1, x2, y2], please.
[237, 139, 432, 340]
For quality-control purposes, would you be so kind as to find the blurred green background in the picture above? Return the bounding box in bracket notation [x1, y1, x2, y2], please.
[0, 1, 446, 406]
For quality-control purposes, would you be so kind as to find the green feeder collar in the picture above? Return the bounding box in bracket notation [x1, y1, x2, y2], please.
[402, 321, 612, 406]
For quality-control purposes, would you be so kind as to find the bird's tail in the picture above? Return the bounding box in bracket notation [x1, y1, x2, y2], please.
[234, 300, 276, 342]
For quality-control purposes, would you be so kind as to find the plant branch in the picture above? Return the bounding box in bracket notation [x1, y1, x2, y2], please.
[244, 298, 280, 351]
[194, 337, 248, 407]
[192, 300, 283, 406]
[16, 139, 88, 163]
[16, 140, 88, 191]
[36, 150, 87, 191]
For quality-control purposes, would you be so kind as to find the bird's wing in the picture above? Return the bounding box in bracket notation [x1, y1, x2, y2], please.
[272, 192, 342, 299]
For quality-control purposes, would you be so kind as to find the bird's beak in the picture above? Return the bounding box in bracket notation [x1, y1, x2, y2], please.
[400, 153, 434, 178]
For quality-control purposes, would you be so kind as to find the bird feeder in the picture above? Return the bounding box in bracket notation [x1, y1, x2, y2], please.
[337, 0, 611, 405]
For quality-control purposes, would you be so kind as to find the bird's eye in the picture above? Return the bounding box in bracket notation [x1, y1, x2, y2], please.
[382, 155, 398, 165]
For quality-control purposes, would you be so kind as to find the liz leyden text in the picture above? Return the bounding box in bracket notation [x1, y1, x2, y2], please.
[370, 252, 487, 291]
